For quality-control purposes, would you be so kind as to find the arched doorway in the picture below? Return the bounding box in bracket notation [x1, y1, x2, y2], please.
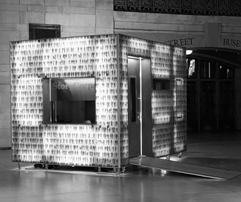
[186, 48, 239, 134]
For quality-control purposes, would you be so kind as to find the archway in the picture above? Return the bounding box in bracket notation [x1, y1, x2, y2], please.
[186, 48, 241, 135]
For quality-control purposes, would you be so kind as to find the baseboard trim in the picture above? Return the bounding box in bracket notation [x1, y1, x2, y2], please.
[0, 147, 11, 150]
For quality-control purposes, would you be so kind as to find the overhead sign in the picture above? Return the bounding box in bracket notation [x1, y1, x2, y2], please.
[163, 38, 194, 46]
[221, 36, 241, 48]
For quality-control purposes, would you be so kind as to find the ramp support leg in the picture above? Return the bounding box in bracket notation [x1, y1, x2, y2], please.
[97, 167, 101, 173]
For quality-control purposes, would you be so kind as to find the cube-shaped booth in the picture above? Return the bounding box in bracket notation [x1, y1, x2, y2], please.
[10, 34, 187, 170]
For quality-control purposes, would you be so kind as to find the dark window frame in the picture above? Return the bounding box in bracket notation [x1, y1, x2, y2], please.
[153, 78, 171, 91]
[29, 23, 61, 40]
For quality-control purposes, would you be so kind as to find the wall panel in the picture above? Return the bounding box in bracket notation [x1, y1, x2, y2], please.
[10, 34, 119, 167]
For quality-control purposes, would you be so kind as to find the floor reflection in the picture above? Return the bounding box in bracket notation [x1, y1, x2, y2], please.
[0, 135, 241, 202]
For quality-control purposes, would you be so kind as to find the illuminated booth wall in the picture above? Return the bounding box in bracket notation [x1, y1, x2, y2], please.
[10, 34, 186, 168]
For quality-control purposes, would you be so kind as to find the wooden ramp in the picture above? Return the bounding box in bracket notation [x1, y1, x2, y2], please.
[129, 156, 241, 179]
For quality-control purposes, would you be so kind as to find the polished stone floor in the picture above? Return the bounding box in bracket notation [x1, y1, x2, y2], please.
[1, 133, 241, 202]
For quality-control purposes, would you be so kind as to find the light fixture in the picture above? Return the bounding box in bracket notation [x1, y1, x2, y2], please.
[186, 50, 193, 55]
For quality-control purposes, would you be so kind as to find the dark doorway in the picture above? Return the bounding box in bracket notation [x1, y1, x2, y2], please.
[128, 56, 152, 157]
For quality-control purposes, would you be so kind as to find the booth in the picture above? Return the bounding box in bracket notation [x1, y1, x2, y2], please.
[10, 34, 187, 171]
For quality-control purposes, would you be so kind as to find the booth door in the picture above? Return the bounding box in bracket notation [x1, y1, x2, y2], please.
[128, 57, 152, 158]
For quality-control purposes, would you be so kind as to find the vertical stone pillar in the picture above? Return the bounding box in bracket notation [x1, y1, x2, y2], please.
[204, 22, 221, 47]
[95, 0, 114, 34]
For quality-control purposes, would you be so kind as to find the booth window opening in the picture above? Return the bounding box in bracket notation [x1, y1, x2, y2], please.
[43, 77, 96, 125]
